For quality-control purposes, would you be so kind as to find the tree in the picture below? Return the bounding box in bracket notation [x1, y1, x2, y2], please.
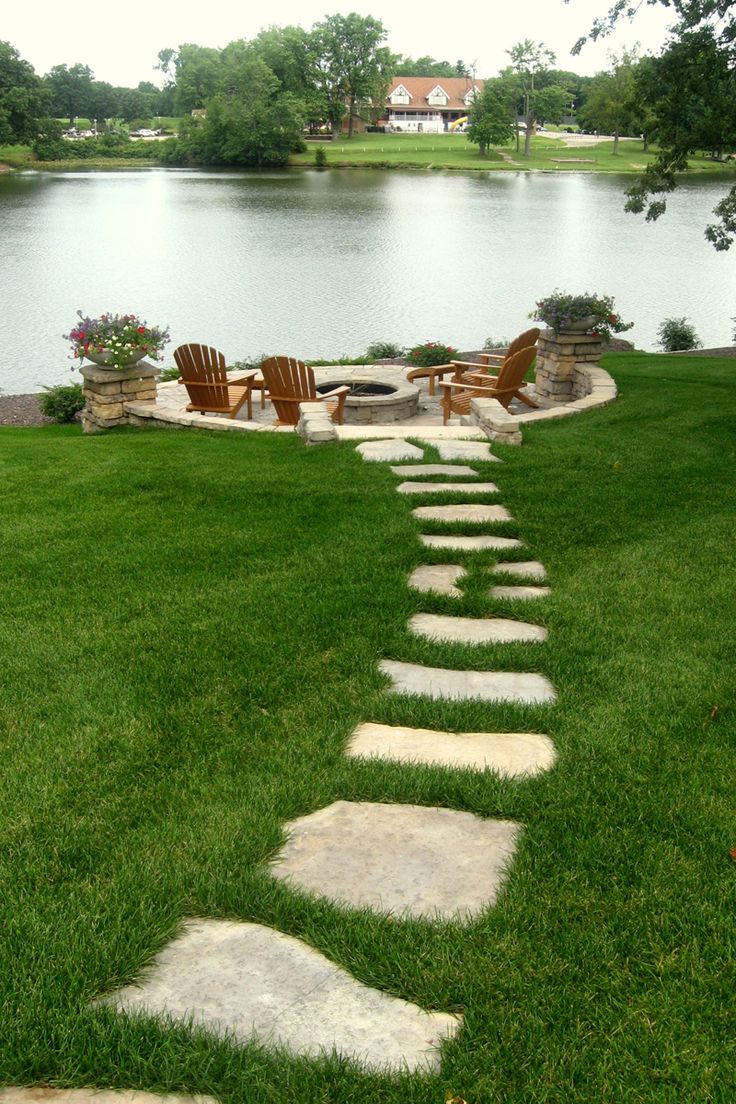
[467, 79, 516, 156]
[161, 44, 222, 115]
[577, 49, 638, 154]
[178, 53, 305, 167]
[506, 40, 571, 155]
[394, 55, 460, 77]
[570, 0, 736, 248]
[311, 14, 392, 138]
[44, 63, 94, 125]
[0, 41, 48, 143]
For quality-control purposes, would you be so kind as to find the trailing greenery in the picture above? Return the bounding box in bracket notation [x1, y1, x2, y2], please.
[0, 352, 734, 1101]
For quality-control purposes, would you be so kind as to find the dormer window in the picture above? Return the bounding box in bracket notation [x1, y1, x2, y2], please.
[427, 85, 449, 106]
[463, 86, 480, 105]
[390, 84, 411, 105]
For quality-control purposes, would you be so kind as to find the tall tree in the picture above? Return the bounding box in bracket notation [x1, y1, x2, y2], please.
[507, 40, 572, 154]
[0, 41, 48, 143]
[44, 63, 94, 125]
[467, 78, 517, 156]
[577, 49, 638, 154]
[311, 13, 392, 138]
[571, 0, 736, 248]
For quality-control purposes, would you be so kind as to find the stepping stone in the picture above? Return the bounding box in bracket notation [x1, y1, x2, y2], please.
[269, 800, 520, 923]
[413, 504, 511, 523]
[419, 440, 501, 462]
[494, 560, 547, 581]
[380, 659, 556, 704]
[397, 481, 499, 496]
[390, 464, 478, 477]
[491, 585, 551, 600]
[410, 613, 547, 644]
[408, 564, 465, 596]
[0, 1095, 216, 1104]
[96, 919, 459, 1073]
[347, 722, 556, 777]
[421, 535, 523, 552]
[356, 440, 423, 462]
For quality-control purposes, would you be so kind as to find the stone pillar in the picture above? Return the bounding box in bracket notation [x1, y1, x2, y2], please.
[535, 329, 603, 405]
[80, 362, 159, 433]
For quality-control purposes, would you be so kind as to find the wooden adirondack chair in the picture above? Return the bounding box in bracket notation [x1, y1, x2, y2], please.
[259, 356, 350, 425]
[449, 327, 541, 385]
[173, 344, 258, 419]
[440, 345, 539, 425]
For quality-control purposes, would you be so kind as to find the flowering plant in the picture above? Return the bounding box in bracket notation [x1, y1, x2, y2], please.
[407, 340, 458, 367]
[530, 291, 633, 343]
[63, 311, 170, 368]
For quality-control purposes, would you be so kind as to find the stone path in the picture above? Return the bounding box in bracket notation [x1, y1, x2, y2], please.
[347, 722, 556, 777]
[94, 434, 557, 1078]
[98, 919, 459, 1073]
[268, 801, 520, 922]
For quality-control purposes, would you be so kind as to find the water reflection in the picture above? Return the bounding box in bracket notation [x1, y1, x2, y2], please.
[0, 168, 734, 393]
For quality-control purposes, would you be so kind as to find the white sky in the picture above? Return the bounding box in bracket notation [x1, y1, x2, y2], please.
[5, 0, 676, 87]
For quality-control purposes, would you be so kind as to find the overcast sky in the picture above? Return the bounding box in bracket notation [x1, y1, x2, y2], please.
[5, 0, 676, 87]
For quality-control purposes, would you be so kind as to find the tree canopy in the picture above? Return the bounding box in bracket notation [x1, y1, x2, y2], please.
[0, 41, 48, 143]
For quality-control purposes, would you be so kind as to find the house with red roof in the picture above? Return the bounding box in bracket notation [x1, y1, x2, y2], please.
[384, 76, 485, 133]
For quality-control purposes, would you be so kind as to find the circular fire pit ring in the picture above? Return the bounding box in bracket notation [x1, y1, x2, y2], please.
[314, 373, 420, 424]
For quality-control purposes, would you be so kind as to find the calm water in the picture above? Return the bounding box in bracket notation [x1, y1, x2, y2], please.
[1, 167, 735, 394]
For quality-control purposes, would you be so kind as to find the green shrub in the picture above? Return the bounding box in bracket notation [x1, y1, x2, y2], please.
[158, 365, 181, 381]
[657, 317, 702, 352]
[38, 384, 84, 423]
[483, 335, 510, 350]
[314, 145, 327, 167]
[406, 340, 458, 367]
[364, 341, 405, 359]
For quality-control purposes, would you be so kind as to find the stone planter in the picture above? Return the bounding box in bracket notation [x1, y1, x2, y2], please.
[83, 348, 149, 369]
[555, 316, 598, 334]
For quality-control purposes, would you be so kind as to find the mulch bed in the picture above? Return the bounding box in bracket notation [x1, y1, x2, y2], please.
[0, 393, 52, 427]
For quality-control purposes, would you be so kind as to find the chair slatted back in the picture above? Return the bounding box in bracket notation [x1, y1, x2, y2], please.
[174, 344, 230, 411]
[506, 327, 540, 359]
[259, 356, 317, 423]
[495, 345, 537, 395]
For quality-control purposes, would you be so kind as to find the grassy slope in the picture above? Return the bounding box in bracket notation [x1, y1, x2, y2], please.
[0, 352, 734, 1103]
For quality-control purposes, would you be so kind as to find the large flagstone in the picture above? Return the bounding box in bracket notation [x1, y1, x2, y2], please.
[494, 560, 547, 580]
[421, 534, 523, 552]
[356, 440, 423, 462]
[380, 659, 556, 703]
[413, 504, 512, 523]
[419, 440, 501, 462]
[491, 585, 551, 600]
[347, 722, 556, 776]
[408, 564, 465, 596]
[397, 482, 499, 495]
[269, 801, 520, 922]
[409, 612, 547, 644]
[96, 919, 459, 1073]
[389, 464, 478, 477]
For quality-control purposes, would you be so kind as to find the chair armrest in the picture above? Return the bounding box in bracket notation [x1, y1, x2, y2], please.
[318, 384, 350, 399]
[228, 370, 258, 385]
[480, 352, 504, 365]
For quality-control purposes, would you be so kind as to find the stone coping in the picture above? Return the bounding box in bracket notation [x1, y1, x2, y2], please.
[123, 362, 617, 445]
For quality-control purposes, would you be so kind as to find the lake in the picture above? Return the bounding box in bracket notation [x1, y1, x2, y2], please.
[1, 167, 734, 395]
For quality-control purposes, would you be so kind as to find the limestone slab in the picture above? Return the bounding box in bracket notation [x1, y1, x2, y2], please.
[397, 481, 499, 495]
[389, 464, 478, 477]
[491, 585, 551, 600]
[380, 659, 557, 704]
[494, 560, 547, 581]
[97, 919, 458, 1073]
[347, 722, 556, 777]
[270, 800, 520, 922]
[419, 440, 501, 462]
[413, 504, 511, 523]
[410, 613, 547, 644]
[421, 535, 523, 552]
[356, 440, 424, 462]
[0, 1095, 214, 1104]
[408, 564, 465, 596]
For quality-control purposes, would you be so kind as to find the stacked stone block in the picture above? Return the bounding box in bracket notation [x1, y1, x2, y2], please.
[535, 329, 603, 404]
[80, 363, 159, 433]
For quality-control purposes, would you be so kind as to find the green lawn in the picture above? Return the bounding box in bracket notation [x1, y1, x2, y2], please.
[1, 352, 735, 1102]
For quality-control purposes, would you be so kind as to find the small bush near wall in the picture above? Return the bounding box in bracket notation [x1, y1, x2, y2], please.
[657, 317, 702, 352]
[38, 384, 85, 423]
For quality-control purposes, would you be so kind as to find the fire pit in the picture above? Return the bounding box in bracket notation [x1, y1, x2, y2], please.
[314, 374, 420, 424]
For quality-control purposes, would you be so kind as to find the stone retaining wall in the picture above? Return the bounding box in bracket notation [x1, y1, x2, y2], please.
[535, 330, 604, 404]
[80, 363, 159, 434]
